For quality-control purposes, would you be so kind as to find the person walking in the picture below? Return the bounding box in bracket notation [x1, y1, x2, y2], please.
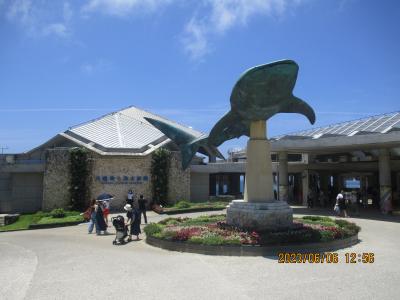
[336, 190, 348, 218]
[87, 199, 97, 234]
[95, 200, 108, 235]
[124, 204, 141, 241]
[138, 194, 148, 224]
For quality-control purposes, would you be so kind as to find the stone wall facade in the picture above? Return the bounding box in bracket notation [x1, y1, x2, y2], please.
[41, 149, 190, 211]
[42, 149, 71, 211]
[90, 154, 152, 210]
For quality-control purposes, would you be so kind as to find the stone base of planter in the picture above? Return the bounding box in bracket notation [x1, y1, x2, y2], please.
[146, 234, 359, 256]
[226, 200, 293, 231]
[0, 214, 20, 226]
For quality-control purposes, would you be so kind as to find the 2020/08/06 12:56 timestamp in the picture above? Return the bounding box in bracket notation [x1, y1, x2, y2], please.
[278, 252, 375, 264]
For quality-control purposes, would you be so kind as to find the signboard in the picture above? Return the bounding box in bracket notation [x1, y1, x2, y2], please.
[95, 175, 149, 185]
[345, 179, 360, 189]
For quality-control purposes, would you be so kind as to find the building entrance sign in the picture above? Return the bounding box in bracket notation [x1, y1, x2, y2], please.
[95, 175, 149, 185]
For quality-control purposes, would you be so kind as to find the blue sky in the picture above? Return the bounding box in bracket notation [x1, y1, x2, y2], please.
[1, 0, 399, 155]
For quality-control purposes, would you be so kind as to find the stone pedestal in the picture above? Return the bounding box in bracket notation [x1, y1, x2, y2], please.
[226, 121, 293, 231]
[226, 200, 292, 231]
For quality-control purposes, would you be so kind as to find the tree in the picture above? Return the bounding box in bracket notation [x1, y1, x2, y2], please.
[151, 148, 170, 206]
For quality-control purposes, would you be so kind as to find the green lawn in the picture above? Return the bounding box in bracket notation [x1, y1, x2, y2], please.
[0, 215, 40, 231]
[162, 201, 228, 214]
[36, 214, 83, 225]
[0, 210, 84, 232]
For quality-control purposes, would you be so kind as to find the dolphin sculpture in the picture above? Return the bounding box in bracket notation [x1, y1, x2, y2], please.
[208, 59, 315, 146]
[146, 59, 315, 169]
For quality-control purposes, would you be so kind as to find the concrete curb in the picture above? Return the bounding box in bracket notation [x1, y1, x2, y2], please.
[0, 220, 85, 233]
[28, 221, 85, 230]
[146, 234, 359, 256]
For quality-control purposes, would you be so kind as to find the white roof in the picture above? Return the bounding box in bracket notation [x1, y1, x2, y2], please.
[275, 111, 400, 140]
[230, 111, 400, 155]
[63, 106, 203, 154]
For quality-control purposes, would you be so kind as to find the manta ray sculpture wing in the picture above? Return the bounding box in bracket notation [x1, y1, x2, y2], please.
[144, 117, 209, 169]
[208, 60, 315, 146]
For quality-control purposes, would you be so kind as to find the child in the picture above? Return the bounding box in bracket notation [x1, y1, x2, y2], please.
[103, 200, 110, 225]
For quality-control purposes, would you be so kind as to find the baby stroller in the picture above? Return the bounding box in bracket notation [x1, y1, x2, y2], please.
[111, 215, 128, 245]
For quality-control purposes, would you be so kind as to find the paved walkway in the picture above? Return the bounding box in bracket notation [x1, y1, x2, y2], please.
[1, 209, 400, 300]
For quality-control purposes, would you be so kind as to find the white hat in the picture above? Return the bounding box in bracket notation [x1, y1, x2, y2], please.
[124, 204, 132, 211]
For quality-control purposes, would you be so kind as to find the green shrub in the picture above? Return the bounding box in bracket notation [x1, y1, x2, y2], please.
[50, 208, 66, 218]
[320, 230, 335, 242]
[182, 215, 225, 226]
[144, 223, 164, 236]
[334, 220, 361, 237]
[224, 237, 242, 245]
[302, 216, 334, 223]
[35, 211, 50, 218]
[197, 233, 225, 245]
[69, 148, 90, 210]
[188, 236, 203, 244]
[300, 219, 337, 227]
[158, 230, 177, 240]
[151, 148, 170, 206]
[175, 200, 191, 209]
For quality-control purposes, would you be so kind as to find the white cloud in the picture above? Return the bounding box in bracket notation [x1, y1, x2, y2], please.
[182, 18, 210, 61]
[0, 108, 112, 112]
[3, 0, 73, 38]
[81, 0, 173, 17]
[79, 0, 307, 60]
[6, 0, 35, 34]
[63, 2, 73, 22]
[182, 0, 305, 60]
[42, 23, 68, 37]
[80, 59, 112, 75]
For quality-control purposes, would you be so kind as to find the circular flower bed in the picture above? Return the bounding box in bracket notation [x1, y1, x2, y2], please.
[144, 215, 360, 246]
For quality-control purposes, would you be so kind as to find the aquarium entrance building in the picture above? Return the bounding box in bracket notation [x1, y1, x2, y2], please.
[0, 106, 221, 213]
[1, 108, 400, 214]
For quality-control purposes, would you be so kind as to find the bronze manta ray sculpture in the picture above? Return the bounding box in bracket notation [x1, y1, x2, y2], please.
[145, 59, 316, 169]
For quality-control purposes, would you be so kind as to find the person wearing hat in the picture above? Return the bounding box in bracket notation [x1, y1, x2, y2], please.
[124, 203, 141, 241]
